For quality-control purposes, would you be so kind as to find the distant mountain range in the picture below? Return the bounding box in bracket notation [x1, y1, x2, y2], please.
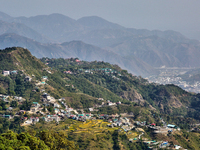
[0, 20, 50, 43]
[0, 33, 156, 76]
[0, 11, 200, 76]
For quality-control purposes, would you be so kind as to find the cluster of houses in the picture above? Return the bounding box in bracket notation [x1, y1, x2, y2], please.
[68, 113, 93, 122]
[135, 120, 181, 135]
[78, 68, 121, 75]
[2, 71, 48, 84]
[22, 110, 92, 125]
[143, 140, 183, 149]
[63, 67, 121, 76]
[107, 117, 135, 131]
[0, 93, 185, 150]
[0, 70, 185, 149]
[0, 94, 25, 106]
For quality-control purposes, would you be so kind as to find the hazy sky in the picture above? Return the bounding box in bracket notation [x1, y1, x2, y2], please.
[1, 0, 200, 40]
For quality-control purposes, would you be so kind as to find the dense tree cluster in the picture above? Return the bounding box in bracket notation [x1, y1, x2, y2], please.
[0, 130, 77, 150]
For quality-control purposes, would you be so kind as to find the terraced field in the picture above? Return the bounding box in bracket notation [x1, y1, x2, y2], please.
[68, 120, 119, 134]
[25, 118, 139, 141]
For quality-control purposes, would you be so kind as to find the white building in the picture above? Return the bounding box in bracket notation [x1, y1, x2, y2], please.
[3, 71, 10, 76]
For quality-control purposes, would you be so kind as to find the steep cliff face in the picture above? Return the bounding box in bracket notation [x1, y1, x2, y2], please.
[120, 88, 145, 105]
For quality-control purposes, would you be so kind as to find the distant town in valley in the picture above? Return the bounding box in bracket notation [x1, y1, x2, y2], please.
[147, 67, 200, 93]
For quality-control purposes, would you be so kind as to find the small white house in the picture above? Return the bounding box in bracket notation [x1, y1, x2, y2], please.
[3, 71, 10, 76]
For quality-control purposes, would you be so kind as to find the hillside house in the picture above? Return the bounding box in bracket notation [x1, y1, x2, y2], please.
[30, 117, 39, 123]
[32, 102, 40, 108]
[14, 96, 23, 101]
[10, 70, 17, 74]
[54, 108, 60, 114]
[89, 108, 93, 111]
[24, 117, 39, 124]
[52, 103, 60, 108]
[42, 76, 48, 80]
[108, 119, 113, 123]
[3, 71, 10, 76]
[174, 145, 182, 149]
[75, 59, 81, 62]
[60, 109, 66, 114]
[108, 101, 116, 106]
[85, 113, 92, 119]
[24, 120, 33, 124]
[167, 124, 180, 131]
[116, 101, 121, 105]
[3, 115, 12, 119]
[41, 81, 46, 84]
[31, 108, 36, 112]
[22, 117, 28, 121]
[51, 115, 61, 122]
[42, 115, 53, 122]
[99, 114, 105, 119]
[63, 71, 72, 74]
[42, 93, 51, 100]
[25, 76, 32, 82]
[66, 107, 73, 112]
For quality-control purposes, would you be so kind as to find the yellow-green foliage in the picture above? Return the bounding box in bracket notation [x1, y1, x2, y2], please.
[68, 120, 119, 134]
[174, 131, 200, 150]
[0, 131, 49, 150]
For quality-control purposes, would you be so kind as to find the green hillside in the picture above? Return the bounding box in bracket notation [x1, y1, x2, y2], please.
[0, 47, 199, 120]
[0, 47, 200, 149]
[41, 57, 200, 118]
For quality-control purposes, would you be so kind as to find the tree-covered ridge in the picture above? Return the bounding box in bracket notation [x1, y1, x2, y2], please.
[41, 57, 200, 118]
[0, 130, 77, 150]
[0, 47, 18, 54]
[0, 47, 46, 79]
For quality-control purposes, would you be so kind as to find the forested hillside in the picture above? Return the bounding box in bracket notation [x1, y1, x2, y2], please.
[0, 47, 200, 149]
[40, 57, 200, 119]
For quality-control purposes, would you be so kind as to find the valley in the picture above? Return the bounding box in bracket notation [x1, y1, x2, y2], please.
[147, 67, 200, 93]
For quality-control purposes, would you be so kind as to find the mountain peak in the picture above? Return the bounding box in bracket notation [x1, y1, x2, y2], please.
[77, 16, 124, 30]
[0, 11, 12, 21]
[27, 13, 76, 22]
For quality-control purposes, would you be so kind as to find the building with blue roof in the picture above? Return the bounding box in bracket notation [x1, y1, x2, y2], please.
[167, 124, 176, 128]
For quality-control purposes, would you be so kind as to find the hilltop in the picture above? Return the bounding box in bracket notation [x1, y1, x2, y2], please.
[0, 47, 45, 76]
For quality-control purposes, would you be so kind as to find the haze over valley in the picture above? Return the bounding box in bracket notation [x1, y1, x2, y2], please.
[1, 11, 200, 80]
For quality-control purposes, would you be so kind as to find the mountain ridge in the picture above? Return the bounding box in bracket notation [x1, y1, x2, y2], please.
[0, 33, 156, 76]
[0, 20, 51, 43]
[1, 11, 200, 75]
